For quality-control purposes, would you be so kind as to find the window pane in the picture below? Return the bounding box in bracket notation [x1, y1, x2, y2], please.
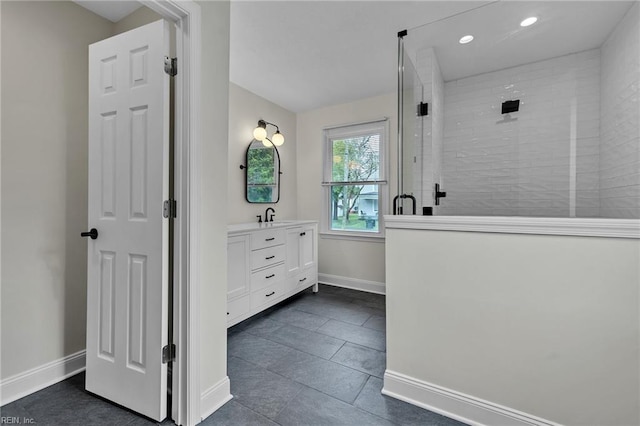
[329, 185, 379, 232]
[331, 135, 380, 182]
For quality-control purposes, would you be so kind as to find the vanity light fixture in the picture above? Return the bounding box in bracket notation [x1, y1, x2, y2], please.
[520, 16, 538, 27]
[253, 119, 285, 147]
[459, 35, 474, 44]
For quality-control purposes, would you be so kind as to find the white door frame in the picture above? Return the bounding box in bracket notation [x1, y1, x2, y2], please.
[139, 2, 201, 425]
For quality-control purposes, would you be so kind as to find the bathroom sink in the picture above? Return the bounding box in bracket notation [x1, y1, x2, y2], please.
[228, 220, 317, 234]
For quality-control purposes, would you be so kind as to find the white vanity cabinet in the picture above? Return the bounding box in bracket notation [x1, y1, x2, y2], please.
[285, 225, 317, 293]
[227, 221, 318, 327]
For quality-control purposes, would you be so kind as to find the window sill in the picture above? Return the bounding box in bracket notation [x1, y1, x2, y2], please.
[320, 231, 385, 243]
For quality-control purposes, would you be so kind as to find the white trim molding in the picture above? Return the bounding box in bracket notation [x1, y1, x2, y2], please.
[384, 215, 640, 239]
[139, 2, 202, 425]
[383, 370, 561, 426]
[200, 376, 232, 422]
[319, 273, 385, 295]
[0, 351, 86, 407]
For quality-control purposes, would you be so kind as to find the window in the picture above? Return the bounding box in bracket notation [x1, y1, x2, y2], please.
[322, 119, 388, 238]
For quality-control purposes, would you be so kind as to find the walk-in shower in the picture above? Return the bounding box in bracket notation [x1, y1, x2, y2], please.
[396, 1, 639, 219]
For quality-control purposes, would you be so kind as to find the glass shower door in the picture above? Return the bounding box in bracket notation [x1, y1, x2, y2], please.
[397, 48, 426, 215]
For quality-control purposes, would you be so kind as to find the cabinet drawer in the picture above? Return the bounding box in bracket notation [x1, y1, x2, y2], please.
[251, 245, 285, 271]
[227, 295, 250, 323]
[288, 269, 317, 293]
[251, 263, 286, 292]
[251, 280, 284, 310]
[251, 229, 285, 251]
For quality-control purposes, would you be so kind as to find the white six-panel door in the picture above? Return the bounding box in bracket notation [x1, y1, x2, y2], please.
[86, 20, 170, 421]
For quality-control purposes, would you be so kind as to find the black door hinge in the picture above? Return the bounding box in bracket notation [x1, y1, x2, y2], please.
[162, 343, 176, 364]
[164, 56, 177, 77]
[163, 199, 177, 218]
[417, 102, 429, 117]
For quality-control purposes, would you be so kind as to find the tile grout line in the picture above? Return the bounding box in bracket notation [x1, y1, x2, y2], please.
[269, 382, 306, 424]
[224, 395, 282, 425]
[242, 322, 348, 361]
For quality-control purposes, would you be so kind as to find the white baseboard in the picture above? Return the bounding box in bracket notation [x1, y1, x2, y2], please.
[383, 370, 561, 426]
[318, 273, 385, 295]
[200, 376, 232, 421]
[1, 350, 86, 406]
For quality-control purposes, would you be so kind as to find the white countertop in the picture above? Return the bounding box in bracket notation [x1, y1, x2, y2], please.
[228, 220, 317, 234]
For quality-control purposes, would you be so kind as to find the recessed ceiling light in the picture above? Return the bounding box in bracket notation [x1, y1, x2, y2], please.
[459, 35, 474, 44]
[520, 17, 538, 27]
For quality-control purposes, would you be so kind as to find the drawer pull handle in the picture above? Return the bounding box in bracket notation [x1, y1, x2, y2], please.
[265, 237, 275, 241]
[227, 312, 229, 315]
[266, 274, 275, 279]
[299, 277, 307, 283]
[265, 255, 275, 260]
[300, 232, 306, 236]
[266, 291, 275, 297]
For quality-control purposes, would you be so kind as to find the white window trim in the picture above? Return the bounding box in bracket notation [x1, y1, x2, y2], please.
[321, 118, 389, 239]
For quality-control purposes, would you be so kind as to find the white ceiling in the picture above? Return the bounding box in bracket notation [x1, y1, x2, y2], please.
[230, 1, 488, 113]
[73, 1, 141, 22]
[404, 1, 634, 82]
[73, 1, 635, 114]
[231, 0, 634, 113]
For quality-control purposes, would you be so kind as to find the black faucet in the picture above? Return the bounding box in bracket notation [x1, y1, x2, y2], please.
[265, 207, 275, 222]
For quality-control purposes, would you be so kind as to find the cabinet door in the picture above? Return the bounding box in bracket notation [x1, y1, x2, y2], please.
[300, 225, 316, 270]
[228, 235, 250, 300]
[285, 227, 302, 276]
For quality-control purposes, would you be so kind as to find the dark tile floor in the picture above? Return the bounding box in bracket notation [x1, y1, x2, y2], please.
[1, 284, 464, 426]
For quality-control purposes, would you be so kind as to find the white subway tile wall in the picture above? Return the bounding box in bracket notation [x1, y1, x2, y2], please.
[408, 5, 639, 219]
[600, 3, 640, 219]
[439, 48, 601, 217]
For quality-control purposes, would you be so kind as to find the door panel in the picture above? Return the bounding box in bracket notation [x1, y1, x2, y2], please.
[98, 251, 116, 360]
[86, 19, 169, 422]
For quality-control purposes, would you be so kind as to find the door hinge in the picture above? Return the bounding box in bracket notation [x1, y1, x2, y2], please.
[162, 343, 176, 364]
[163, 199, 177, 218]
[164, 56, 177, 77]
[417, 101, 429, 117]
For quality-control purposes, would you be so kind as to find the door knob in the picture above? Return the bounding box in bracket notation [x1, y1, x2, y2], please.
[81, 228, 99, 240]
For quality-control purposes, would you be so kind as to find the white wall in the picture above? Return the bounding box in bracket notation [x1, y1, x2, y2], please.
[1, 2, 233, 419]
[296, 92, 396, 289]
[439, 49, 601, 217]
[1, 0, 113, 381]
[112, 6, 162, 35]
[228, 83, 297, 224]
[600, 3, 640, 219]
[385, 227, 640, 425]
